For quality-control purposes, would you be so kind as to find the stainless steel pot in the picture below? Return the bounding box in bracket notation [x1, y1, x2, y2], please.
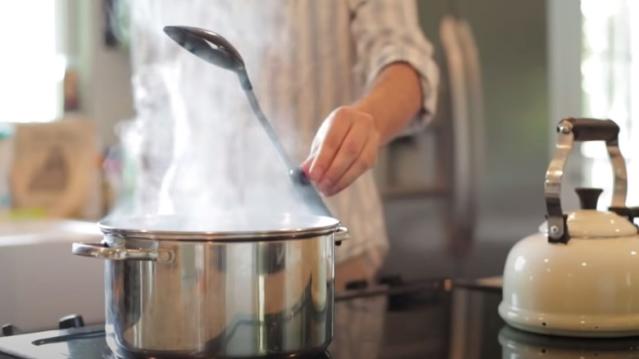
[72, 214, 346, 358]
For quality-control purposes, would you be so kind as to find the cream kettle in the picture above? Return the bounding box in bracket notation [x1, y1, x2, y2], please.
[499, 118, 639, 338]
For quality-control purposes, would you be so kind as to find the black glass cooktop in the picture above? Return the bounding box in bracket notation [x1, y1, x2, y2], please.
[1, 277, 639, 358]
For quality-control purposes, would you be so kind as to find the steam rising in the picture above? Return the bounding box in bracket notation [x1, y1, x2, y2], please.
[110, 1, 317, 230]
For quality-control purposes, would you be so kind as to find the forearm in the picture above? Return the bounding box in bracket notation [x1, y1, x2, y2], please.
[353, 62, 423, 145]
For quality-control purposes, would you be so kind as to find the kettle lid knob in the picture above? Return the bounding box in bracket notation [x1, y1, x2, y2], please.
[575, 187, 603, 210]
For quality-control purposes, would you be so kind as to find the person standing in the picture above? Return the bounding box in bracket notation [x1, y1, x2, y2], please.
[130, 0, 439, 289]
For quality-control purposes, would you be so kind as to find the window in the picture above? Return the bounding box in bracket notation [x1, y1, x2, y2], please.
[0, 1, 66, 123]
[581, 0, 639, 205]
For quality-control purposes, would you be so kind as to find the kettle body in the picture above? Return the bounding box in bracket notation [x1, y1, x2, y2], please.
[499, 118, 639, 337]
[499, 226, 639, 337]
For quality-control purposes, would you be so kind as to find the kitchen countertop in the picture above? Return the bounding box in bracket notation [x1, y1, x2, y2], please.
[3, 235, 639, 358]
[0, 277, 497, 359]
[4, 276, 639, 359]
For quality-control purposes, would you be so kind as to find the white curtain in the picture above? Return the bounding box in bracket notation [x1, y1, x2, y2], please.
[0, 1, 65, 123]
[581, 0, 639, 206]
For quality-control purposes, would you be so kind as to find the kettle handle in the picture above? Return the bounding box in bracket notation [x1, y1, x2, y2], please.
[545, 118, 627, 243]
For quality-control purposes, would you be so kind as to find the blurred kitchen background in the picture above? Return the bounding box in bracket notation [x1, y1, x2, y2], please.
[1, 0, 638, 331]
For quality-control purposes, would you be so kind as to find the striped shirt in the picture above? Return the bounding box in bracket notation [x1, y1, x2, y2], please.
[130, 0, 438, 266]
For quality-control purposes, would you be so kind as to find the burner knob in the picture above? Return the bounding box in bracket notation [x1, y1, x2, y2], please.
[1, 324, 17, 337]
[58, 314, 85, 329]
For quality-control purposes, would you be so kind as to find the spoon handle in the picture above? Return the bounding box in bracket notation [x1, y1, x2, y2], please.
[244, 87, 295, 169]
[289, 168, 332, 216]
[243, 85, 331, 216]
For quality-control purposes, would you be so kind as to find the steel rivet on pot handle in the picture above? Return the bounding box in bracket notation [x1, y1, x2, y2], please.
[72, 236, 174, 263]
[545, 118, 627, 243]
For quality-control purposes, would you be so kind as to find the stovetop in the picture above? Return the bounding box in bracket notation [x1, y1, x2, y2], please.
[2, 277, 639, 358]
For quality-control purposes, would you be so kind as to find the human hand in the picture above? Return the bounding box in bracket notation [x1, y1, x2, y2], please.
[301, 106, 380, 196]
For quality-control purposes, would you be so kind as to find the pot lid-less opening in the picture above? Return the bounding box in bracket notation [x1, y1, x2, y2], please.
[99, 213, 341, 242]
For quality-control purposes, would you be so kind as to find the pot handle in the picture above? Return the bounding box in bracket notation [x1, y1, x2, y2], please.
[334, 225, 349, 246]
[72, 242, 173, 262]
[545, 118, 627, 243]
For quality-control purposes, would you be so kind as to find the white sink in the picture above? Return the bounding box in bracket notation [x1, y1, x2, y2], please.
[0, 220, 105, 332]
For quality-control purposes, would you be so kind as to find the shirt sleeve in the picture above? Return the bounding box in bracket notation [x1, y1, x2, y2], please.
[349, 0, 440, 135]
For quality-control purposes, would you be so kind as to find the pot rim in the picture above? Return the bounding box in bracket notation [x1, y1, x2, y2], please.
[98, 215, 343, 242]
